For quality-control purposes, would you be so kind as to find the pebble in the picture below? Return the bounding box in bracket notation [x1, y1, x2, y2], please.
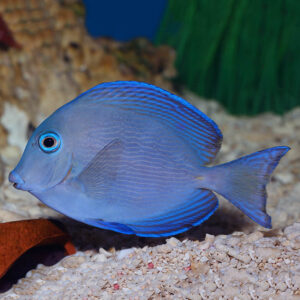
[117, 248, 135, 260]
[245, 231, 264, 243]
[277, 282, 287, 292]
[255, 247, 281, 259]
[284, 223, 300, 240]
[61, 256, 86, 269]
[166, 237, 180, 247]
[205, 233, 215, 243]
[0, 208, 25, 222]
[199, 241, 211, 250]
[0, 102, 28, 151]
[0, 145, 21, 166]
[99, 248, 113, 257]
[93, 254, 107, 263]
[275, 172, 294, 184]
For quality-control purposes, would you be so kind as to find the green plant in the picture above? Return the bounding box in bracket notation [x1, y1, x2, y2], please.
[156, 0, 300, 115]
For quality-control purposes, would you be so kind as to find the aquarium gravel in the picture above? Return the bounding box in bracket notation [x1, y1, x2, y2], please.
[1, 224, 300, 299]
[0, 92, 299, 299]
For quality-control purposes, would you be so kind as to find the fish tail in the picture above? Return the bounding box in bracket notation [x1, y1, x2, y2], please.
[198, 146, 290, 228]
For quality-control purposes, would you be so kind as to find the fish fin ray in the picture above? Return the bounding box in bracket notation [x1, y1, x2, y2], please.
[83, 189, 218, 237]
[76, 81, 222, 165]
[74, 139, 124, 199]
[204, 146, 290, 228]
[81, 219, 135, 234]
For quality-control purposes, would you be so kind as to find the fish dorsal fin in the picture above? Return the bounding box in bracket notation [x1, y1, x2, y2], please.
[83, 189, 219, 237]
[77, 81, 223, 165]
[74, 139, 124, 199]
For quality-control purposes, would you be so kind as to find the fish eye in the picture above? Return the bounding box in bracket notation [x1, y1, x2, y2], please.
[39, 132, 61, 153]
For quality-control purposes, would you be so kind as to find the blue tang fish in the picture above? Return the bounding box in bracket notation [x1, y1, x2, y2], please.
[9, 81, 290, 237]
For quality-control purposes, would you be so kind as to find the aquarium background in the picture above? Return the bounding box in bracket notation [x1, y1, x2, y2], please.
[0, 0, 299, 297]
[84, 0, 300, 115]
[156, 0, 300, 115]
[83, 0, 168, 42]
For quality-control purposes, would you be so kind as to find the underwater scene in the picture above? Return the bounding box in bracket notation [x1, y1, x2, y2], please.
[0, 0, 299, 298]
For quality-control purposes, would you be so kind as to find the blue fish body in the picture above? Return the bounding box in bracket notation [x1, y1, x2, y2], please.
[9, 81, 290, 236]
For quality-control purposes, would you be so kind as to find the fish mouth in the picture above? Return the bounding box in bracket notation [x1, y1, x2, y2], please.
[12, 181, 31, 192]
[9, 170, 27, 191]
[13, 182, 23, 190]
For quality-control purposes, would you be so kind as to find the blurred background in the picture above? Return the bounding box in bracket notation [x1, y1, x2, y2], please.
[0, 0, 299, 235]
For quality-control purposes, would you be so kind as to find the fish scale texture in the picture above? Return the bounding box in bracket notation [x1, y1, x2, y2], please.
[78, 81, 223, 165]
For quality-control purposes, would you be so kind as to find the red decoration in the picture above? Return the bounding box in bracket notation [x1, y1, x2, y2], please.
[0, 14, 21, 49]
[113, 283, 120, 290]
[184, 265, 191, 271]
[0, 219, 76, 279]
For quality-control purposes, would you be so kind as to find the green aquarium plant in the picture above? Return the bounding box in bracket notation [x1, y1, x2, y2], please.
[156, 0, 300, 115]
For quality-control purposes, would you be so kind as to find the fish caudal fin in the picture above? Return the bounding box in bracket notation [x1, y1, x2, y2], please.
[199, 146, 290, 228]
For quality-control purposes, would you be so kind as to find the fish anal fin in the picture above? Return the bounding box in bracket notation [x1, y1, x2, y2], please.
[83, 189, 218, 237]
[82, 219, 135, 235]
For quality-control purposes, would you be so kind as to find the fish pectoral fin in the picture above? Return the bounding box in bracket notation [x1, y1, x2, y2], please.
[74, 139, 124, 199]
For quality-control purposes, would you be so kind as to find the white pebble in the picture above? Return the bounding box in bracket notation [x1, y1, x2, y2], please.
[117, 248, 135, 260]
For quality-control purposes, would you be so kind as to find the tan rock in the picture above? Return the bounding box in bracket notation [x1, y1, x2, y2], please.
[1, 145, 21, 166]
[284, 223, 300, 240]
[0, 208, 25, 222]
[0, 0, 175, 136]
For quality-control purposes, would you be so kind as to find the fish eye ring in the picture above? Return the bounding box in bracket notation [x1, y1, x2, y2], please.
[39, 132, 61, 153]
